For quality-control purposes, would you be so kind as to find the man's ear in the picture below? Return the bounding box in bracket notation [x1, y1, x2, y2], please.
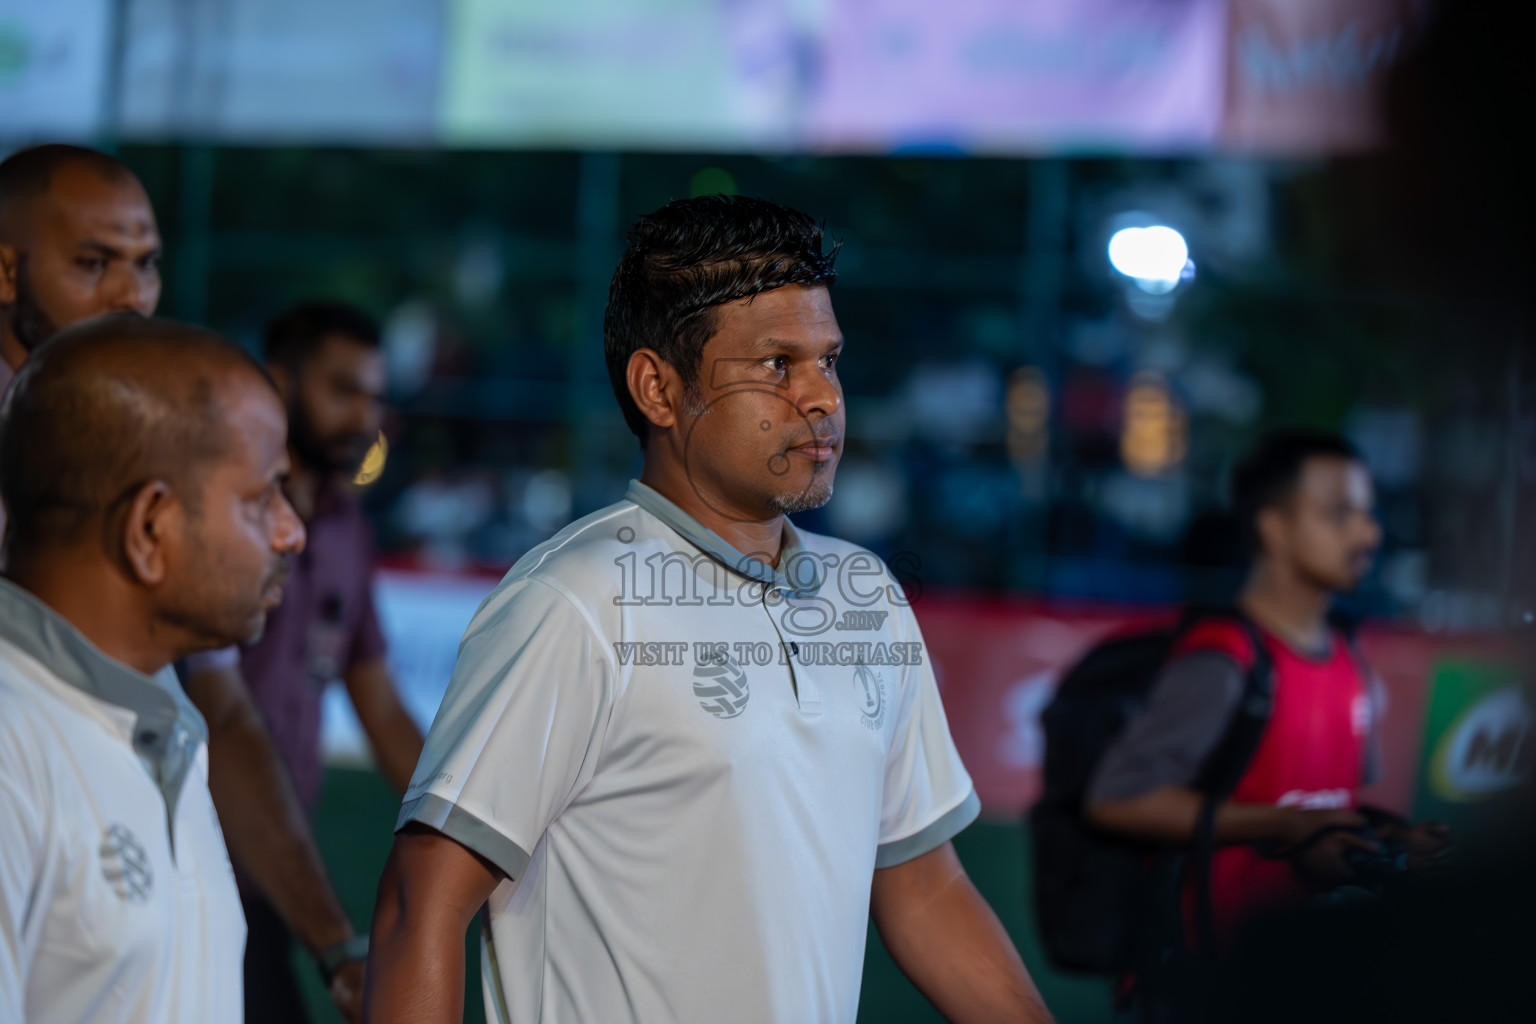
[119, 480, 184, 588]
[0, 243, 19, 306]
[626, 348, 682, 433]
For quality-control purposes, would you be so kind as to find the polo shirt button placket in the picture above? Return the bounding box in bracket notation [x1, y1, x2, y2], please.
[765, 585, 821, 715]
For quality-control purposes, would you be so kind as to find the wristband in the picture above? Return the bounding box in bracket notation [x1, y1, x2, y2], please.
[318, 935, 369, 986]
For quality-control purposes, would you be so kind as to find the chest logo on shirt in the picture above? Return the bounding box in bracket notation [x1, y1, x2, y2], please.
[99, 823, 154, 904]
[853, 663, 887, 731]
[693, 651, 751, 719]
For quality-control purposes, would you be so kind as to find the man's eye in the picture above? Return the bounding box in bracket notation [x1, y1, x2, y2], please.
[764, 356, 788, 372]
[138, 255, 160, 271]
[76, 258, 106, 271]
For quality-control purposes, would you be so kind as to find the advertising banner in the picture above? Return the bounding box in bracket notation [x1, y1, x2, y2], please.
[1412, 657, 1532, 835]
[0, 0, 111, 139]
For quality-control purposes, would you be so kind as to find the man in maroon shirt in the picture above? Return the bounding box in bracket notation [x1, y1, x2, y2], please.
[226, 300, 425, 1023]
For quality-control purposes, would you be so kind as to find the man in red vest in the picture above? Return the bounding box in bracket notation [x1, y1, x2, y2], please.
[1087, 430, 1448, 945]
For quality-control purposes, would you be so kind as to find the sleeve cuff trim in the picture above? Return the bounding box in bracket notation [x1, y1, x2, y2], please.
[875, 788, 981, 868]
[396, 793, 532, 881]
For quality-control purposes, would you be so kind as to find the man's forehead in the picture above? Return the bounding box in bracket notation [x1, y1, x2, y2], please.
[35, 168, 158, 244]
[718, 285, 841, 342]
[1298, 456, 1371, 495]
[220, 376, 289, 458]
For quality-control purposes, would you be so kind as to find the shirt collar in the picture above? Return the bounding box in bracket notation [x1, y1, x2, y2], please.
[0, 575, 208, 827]
[625, 479, 824, 598]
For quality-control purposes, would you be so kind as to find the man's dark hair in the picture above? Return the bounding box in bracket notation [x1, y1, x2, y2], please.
[0, 144, 137, 233]
[264, 300, 382, 371]
[1230, 429, 1364, 555]
[603, 194, 839, 446]
[0, 315, 273, 551]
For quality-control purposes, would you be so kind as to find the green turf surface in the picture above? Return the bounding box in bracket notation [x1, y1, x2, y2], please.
[299, 767, 1113, 1023]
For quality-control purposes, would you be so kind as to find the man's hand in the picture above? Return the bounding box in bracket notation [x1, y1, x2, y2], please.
[330, 960, 366, 1024]
[870, 842, 1053, 1024]
[1384, 821, 1453, 871]
[1287, 827, 1380, 888]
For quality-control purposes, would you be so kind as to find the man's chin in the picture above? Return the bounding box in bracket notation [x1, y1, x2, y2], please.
[766, 472, 836, 516]
[200, 614, 267, 651]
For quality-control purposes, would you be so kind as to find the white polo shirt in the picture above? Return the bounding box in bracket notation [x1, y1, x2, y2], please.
[0, 578, 245, 1024]
[400, 480, 979, 1024]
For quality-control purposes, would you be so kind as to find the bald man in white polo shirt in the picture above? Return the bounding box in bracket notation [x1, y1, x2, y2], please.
[0, 143, 371, 1017]
[0, 316, 305, 1022]
[366, 197, 1052, 1023]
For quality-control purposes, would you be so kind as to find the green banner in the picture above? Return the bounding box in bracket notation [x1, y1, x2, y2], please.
[1413, 658, 1532, 834]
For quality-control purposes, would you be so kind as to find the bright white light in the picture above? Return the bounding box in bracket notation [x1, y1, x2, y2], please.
[1107, 225, 1189, 295]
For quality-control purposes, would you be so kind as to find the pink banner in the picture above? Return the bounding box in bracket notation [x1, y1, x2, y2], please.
[810, 0, 1228, 152]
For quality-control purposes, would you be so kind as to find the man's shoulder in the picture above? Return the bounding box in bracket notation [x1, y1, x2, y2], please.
[0, 640, 61, 714]
[790, 526, 913, 609]
[791, 525, 905, 578]
[0, 649, 67, 786]
[482, 498, 647, 614]
[1173, 616, 1258, 666]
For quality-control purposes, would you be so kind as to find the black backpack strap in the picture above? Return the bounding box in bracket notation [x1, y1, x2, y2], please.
[1188, 614, 1274, 962]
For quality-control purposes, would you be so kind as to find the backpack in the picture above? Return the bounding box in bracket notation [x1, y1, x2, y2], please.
[1029, 608, 1275, 976]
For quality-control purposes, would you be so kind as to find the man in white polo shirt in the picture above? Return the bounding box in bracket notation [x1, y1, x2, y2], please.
[0, 143, 372, 1016]
[0, 316, 306, 1022]
[366, 197, 1052, 1023]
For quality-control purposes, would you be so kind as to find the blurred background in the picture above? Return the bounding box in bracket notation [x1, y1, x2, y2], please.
[4, 1, 1531, 1021]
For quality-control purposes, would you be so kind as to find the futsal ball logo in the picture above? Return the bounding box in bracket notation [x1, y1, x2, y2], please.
[693, 652, 751, 719]
[100, 823, 153, 903]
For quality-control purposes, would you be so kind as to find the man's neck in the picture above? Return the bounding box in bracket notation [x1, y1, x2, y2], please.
[638, 461, 787, 568]
[1238, 560, 1334, 653]
[4, 557, 180, 677]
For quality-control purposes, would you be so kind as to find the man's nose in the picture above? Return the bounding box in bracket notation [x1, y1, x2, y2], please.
[796, 364, 842, 421]
[274, 496, 307, 555]
[1356, 513, 1383, 551]
[104, 265, 156, 315]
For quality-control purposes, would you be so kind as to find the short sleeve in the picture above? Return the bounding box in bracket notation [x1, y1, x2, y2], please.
[396, 576, 613, 882]
[874, 603, 979, 868]
[345, 574, 387, 671]
[0, 719, 45, 1018]
[1086, 650, 1246, 804]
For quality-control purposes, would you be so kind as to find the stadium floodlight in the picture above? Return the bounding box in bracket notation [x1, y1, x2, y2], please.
[1107, 224, 1191, 295]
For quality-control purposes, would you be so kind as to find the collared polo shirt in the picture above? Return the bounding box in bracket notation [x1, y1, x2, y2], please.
[0, 578, 245, 1024]
[400, 480, 979, 1024]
